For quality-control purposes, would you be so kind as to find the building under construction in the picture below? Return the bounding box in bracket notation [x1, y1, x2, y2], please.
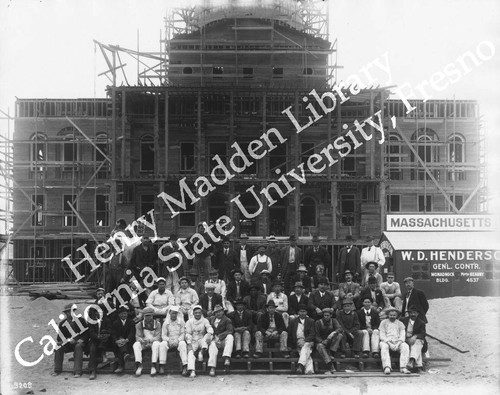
[6, 0, 491, 289]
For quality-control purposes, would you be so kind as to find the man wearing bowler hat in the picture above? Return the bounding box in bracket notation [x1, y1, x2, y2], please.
[379, 306, 411, 374]
[288, 281, 309, 323]
[337, 235, 361, 283]
[304, 235, 331, 277]
[308, 277, 335, 320]
[254, 300, 289, 358]
[402, 277, 429, 323]
[214, 236, 239, 282]
[226, 268, 250, 308]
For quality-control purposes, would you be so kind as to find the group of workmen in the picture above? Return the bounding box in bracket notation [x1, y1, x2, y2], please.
[53, 221, 429, 380]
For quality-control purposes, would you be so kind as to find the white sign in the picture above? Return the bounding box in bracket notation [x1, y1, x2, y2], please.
[386, 214, 497, 232]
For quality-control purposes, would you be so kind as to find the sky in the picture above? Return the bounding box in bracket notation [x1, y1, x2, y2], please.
[0, 0, 499, 213]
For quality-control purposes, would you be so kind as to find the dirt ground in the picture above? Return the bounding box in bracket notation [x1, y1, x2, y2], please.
[1, 295, 499, 395]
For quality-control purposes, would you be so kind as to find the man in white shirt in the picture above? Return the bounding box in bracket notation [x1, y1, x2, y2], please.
[175, 276, 199, 321]
[379, 307, 410, 374]
[380, 272, 402, 311]
[360, 236, 385, 275]
[146, 277, 175, 316]
[267, 280, 289, 327]
[133, 307, 161, 376]
[159, 306, 189, 376]
[289, 304, 315, 374]
[185, 305, 214, 378]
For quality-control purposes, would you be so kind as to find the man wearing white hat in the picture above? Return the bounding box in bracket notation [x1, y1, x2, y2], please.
[159, 306, 188, 376]
[146, 277, 175, 316]
[133, 306, 161, 376]
[185, 305, 214, 378]
[208, 304, 234, 376]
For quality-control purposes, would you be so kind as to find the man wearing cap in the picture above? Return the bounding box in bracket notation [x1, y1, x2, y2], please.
[291, 265, 312, 294]
[254, 300, 289, 358]
[380, 272, 403, 311]
[188, 267, 205, 297]
[228, 299, 253, 358]
[52, 304, 88, 378]
[360, 236, 385, 275]
[159, 306, 189, 376]
[379, 307, 411, 374]
[237, 234, 255, 283]
[226, 269, 250, 309]
[128, 236, 157, 281]
[199, 282, 223, 318]
[288, 281, 309, 323]
[402, 277, 429, 323]
[175, 276, 199, 321]
[249, 244, 273, 282]
[214, 236, 239, 282]
[280, 235, 303, 293]
[304, 235, 331, 278]
[133, 306, 161, 376]
[267, 280, 289, 327]
[315, 308, 342, 374]
[358, 276, 386, 311]
[111, 305, 136, 373]
[308, 277, 335, 320]
[400, 305, 427, 373]
[338, 270, 361, 307]
[288, 304, 316, 374]
[185, 305, 214, 378]
[146, 277, 175, 316]
[357, 296, 381, 358]
[243, 283, 267, 325]
[336, 298, 362, 358]
[266, 235, 282, 279]
[257, 269, 272, 296]
[361, 262, 383, 287]
[208, 304, 234, 376]
[337, 235, 361, 283]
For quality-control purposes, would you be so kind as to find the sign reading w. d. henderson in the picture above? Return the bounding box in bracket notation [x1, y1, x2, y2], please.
[387, 214, 497, 232]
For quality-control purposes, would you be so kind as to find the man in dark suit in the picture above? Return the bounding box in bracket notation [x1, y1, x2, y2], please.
[266, 235, 282, 279]
[291, 265, 312, 294]
[308, 277, 335, 320]
[288, 281, 309, 323]
[337, 235, 361, 283]
[288, 304, 316, 374]
[336, 298, 362, 358]
[207, 305, 234, 376]
[243, 283, 267, 324]
[214, 237, 239, 282]
[402, 277, 429, 323]
[111, 305, 136, 373]
[315, 308, 342, 374]
[236, 234, 255, 283]
[86, 307, 113, 380]
[226, 269, 250, 308]
[228, 298, 254, 358]
[357, 296, 381, 358]
[254, 300, 288, 358]
[199, 283, 223, 318]
[304, 235, 331, 277]
[280, 235, 303, 293]
[400, 305, 428, 372]
[358, 276, 386, 311]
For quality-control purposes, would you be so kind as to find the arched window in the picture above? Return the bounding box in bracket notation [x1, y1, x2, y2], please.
[385, 134, 402, 180]
[140, 135, 155, 172]
[300, 197, 316, 227]
[30, 133, 46, 173]
[410, 128, 439, 180]
[58, 127, 78, 171]
[448, 135, 465, 181]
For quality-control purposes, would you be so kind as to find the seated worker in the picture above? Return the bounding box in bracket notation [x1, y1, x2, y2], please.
[226, 269, 250, 309]
[185, 305, 214, 378]
[52, 303, 88, 378]
[111, 305, 136, 374]
[315, 308, 342, 374]
[188, 267, 205, 297]
[380, 272, 403, 311]
[288, 281, 309, 324]
[288, 304, 316, 375]
[175, 276, 199, 321]
[267, 280, 289, 327]
[310, 264, 325, 292]
[133, 306, 161, 376]
[86, 305, 113, 380]
[358, 276, 386, 311]
[257, 269, 273, 296]
[207, 305, 234, 376]
[146, 277, 175, 317]
[243, 283, 267, 325]
[357, 296, 381, 358]
[361, 262, 383, 287]
[254, 300, 289, 358]
[228, 298, 254, 358]
[204, 268, 229, 311]
[308, 277, 335, 320]
[379, 307, 410, 375]
[336, 298, 362, 358]
[199, 282, 223, 318]
[159, 306, 189, 376]
[291, 265, 312, 294]
[338, 270, 361, 308]
[400, 305, 427, 373]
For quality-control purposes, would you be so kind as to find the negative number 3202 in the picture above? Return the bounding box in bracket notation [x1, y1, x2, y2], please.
[14, 382, 32, 389]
